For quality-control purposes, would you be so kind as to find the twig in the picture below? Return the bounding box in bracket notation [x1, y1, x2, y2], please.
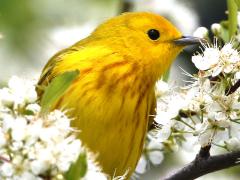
[164, 150, 240, 180]
[196, 145, 211, 160]
[225, 79, 240, 96]
[208, 74, 240, 96]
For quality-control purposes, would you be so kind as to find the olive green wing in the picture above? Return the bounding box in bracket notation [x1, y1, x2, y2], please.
[37, 38, 120, 99]
[37, 47, 75, 98]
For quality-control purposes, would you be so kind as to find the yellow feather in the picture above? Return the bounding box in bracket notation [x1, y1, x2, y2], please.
[38, 12, 186, 178]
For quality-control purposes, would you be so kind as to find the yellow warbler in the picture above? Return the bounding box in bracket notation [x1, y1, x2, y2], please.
[38, 12, 199, 178]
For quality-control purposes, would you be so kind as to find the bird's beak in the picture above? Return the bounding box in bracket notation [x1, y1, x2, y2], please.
[173, 36, 202, 46]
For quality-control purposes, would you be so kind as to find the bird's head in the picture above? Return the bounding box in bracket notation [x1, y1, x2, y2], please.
[92, 12, 200, 80]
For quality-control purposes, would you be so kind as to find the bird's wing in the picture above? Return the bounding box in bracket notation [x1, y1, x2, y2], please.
[36, 47, 78, 97]
[38, 37, 91, 88]
[37, 39, 119, 99]
[38, 48, 75, 86]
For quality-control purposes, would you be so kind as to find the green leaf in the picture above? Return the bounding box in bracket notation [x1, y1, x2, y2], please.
[65, 152, 88, 180]
[227, 0, 238, 41]
[40, 70, 79, 114]
[23, 109, 35, 116]
[220, 21, 230, 43]
[234, 0, 240, 8]
[162, 68, 170, 82]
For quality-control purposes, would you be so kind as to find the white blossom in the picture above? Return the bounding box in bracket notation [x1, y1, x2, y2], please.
[225, 137, 240, 151]
[0, 129, 6, 147]
[148, 141, 164, 165]
[198, 127, 213, 147]
[26, 103, 41, 114]
[135, 139, 164, 174]
[192, 42, 240, 77]
[8, 76, 37, 105]
[235, 72, 240, 79]
[154, 123, 171, 142]
[0, 163, 14, 177]
[83, 153, 107, 180]
[0, 76, 106, 179]
[135, 156, 148, 174]
[192, 48, 220, 70]
[155, 80, 169, 96]
[0, 88, 15, 107]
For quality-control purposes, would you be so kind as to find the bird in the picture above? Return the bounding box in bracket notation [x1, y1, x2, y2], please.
[37, 12, 200, 178]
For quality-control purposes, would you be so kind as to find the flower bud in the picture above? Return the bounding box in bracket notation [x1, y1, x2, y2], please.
[211, 23, 221, 35]
[193, 27, 208, 39]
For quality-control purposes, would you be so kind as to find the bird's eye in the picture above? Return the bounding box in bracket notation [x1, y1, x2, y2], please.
[147, 29, 160, 40]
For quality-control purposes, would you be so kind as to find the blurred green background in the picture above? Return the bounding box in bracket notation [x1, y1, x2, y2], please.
[1, 0, 237, 179]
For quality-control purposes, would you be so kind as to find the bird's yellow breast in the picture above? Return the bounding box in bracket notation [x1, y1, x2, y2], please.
[52, 51, 155, 177]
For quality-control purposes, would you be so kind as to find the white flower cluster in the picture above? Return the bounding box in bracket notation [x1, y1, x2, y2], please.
[0, 76, 107, 180]
[192, 43, 240, 77]
[153, 42, 240, 152]
[137, 41, 240, 173]
[135, 81, 178, 174]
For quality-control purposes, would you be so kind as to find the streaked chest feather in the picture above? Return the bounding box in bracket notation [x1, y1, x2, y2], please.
[53, 60, 155, 176]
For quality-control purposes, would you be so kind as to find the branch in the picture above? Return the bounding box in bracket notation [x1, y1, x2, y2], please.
[196, 145, 211, 160]
[225, 79, 240, 96]
[209, 74, 240, 96]
[164, 151, 240, 180]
